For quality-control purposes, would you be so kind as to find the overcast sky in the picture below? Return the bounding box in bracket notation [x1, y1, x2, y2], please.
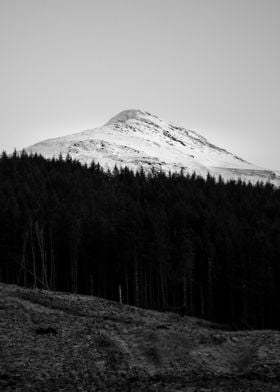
[0, 0, 280, 169]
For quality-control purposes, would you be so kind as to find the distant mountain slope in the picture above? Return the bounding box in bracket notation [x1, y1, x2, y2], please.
[1, 282, 280, 391]
[25, 109, 280, 185]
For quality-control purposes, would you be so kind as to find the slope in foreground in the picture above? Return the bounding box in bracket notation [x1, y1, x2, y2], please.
[1, 283, 280, 391]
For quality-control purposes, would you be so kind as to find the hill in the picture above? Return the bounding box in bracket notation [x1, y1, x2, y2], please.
[1, 283, 280, 391]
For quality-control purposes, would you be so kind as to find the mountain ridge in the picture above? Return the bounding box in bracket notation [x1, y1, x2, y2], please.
[24, 110, 280, 186]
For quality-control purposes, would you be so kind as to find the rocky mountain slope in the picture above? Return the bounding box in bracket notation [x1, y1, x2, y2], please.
[25, 109, 280, 186]
[1, 283, 280, 391]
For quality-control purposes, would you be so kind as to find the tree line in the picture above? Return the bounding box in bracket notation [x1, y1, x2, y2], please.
[1, 151, 280, 329]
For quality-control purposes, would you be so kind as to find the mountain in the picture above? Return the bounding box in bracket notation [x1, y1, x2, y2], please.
[25, 109, 280, 185]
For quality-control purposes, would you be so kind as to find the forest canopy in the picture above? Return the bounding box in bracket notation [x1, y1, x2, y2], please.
[1, 152, 280, 330]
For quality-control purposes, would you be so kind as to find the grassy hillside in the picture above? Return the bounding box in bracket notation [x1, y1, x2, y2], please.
[1, 283, 280, 391]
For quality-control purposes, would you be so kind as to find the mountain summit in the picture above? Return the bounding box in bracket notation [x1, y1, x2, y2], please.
[106, 109, 150, 124]
[25, 110, 280, 185]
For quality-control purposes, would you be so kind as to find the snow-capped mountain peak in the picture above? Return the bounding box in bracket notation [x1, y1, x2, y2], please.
[106, 109, 150, 124]
[24, 110, 280, 186]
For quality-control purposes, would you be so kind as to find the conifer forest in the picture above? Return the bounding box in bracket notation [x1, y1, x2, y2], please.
[1, 152, 280, 330]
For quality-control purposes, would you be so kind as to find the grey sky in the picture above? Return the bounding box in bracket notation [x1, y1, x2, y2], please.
[0, 0, 280, 169]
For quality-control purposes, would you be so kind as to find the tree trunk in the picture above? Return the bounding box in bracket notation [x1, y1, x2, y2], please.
[125, 263, 129, 304]
[160, 261, 166, 308]
[90, 274, 93, 296]
[71, 242, 78, 293]
[29, 218, 37, 288]
[200, 282, 205, 318]
[183, 270, 187, 307]
[189, 268, 194, 315]
[19, 229, 28, 287]
[50, 225, 55, 290]
[35, 222, 49, 289]
[208, 257, 212, 319]
[134, 248, 139, 307]
[118, 284, 122, 304]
